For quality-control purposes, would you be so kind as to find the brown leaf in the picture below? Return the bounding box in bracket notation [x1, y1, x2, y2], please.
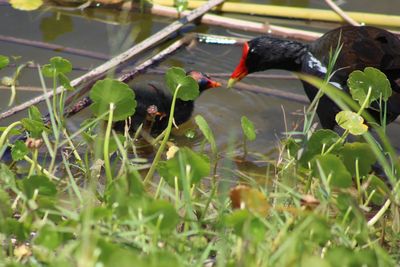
[230, 185, 269, 216]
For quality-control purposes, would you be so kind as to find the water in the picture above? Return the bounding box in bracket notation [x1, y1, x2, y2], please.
[1, 1, 400, 168]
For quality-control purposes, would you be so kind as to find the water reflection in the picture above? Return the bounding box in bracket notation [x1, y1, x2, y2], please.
[40, 13, 73, 41]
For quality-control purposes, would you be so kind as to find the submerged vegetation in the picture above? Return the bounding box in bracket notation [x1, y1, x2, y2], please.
[0, 52, 399, 266]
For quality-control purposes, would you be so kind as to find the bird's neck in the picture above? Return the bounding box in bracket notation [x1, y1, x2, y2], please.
[270, 40, 308, 71]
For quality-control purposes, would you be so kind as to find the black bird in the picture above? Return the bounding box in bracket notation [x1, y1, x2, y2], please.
[113, 71, 221, 135]
[228, 25, 400, 129]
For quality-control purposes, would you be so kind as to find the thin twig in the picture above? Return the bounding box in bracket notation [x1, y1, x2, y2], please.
[0, 0, 225, 121]
[124, 3, 322, 42]
[324, 0, 360, 26]
[0, 34, 110, 60]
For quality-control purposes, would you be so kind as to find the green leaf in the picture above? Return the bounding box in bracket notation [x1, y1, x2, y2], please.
[157, 147, 210, 189]
[10, 0, 43, 10]
[20, 175, 57, 199]
[11, 140, 29, 161]
[143, 200, 179, 233]
[165, 67, 199, 101]
[97, 239, 144, 267]
[0, 55, 9, 69]
[29, 105, 43, 122]
[0, 188, 12, 218]
[241, 116, 256, 141]
[347, 67, 392, 107]
[0, 163, 16, 187]
[174, 0, 188, 13]
[42, 57, 72, 77]
[338, 142, 376, 177]
[335, 111, 368, 135]
[146, 251, 183, 267]
[195, 115, 217, 154]
[34, 225, 61, 250]
[58, 73, 74, 91]
[366, 175, 390, 206]
[312, 154, 352, 188]
[300, 129, 340, 165]
[90, 78, 136, 121]
[21, 119, 48, 138]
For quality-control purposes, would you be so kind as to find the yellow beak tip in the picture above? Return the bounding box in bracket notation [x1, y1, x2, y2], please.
[227, 78, 237, 89]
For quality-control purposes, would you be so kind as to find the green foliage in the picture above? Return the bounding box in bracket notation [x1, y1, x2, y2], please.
[0, 61, 398, 267]
[90, 78, 136, 121]
[338, 142, 376, 177]
[0, 55, 9, 69]
[335, 110, 368, 135]
[300, 129, 340, 165]
[174, 0, 188, 13]
[158, 147, 210, 188]
[195, 115, 217, 154]
[312, 154, 352, 188]
[348, 67, 392, 107]
[165, 67, 199, 101]
[20, 106, 49, 138]
[42, 57, 72, 77]
[241, 115, 256, 141]
[11, 140, 28, 161]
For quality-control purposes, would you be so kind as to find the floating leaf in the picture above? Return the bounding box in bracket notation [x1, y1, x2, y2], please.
[230, 185, 269, 216]
[11, 140, 29, 161]
[165, 67, 199, 101]
[347, 67, 392, 107]
[195, 115, 217, 154]
[90, 78, 136, 121]
[157, 147, 210, 189]
[312, 154, 352, 188]
[241, 116, 256, 141]
[42, 57, 72, 77]
[335, 111, 368, 135]
[9, 0, 43, 11]
[0, 55, 9, 69]
[338, 142, 376, 177]
[300, 129, 340, 165]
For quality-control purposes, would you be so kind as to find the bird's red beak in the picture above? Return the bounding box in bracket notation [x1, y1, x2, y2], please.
[206, 79, 222, 89]
[228, 42, 249, 88]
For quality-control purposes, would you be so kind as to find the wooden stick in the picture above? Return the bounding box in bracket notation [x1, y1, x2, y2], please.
[0, 0, 225, 120]
[324, 0, 360, 26]
[0, 34, 110, 60]
[130, 4, 322, 42]
[152, 0, 400, 28]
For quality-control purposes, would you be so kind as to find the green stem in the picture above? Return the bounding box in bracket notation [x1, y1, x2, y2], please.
[0, 121, 22, 149]
[144, 85, 181, 184]
[104, 103, 115, 186]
